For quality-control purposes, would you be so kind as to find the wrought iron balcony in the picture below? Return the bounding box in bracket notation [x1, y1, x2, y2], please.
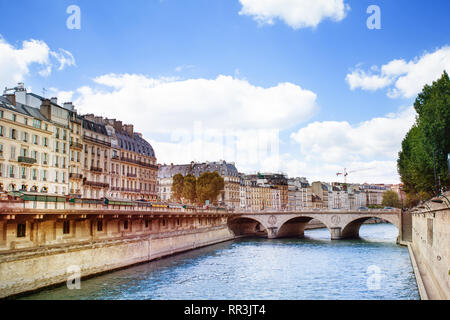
[69, 173, 83, 180]
[70, 141, 83, 150]
[18, 156, 37, 165]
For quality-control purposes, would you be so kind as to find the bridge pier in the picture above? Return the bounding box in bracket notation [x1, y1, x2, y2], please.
[267, 227, 278, 239]
[330, 227, 343, 240]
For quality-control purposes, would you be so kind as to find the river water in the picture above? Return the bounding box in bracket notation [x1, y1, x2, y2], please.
[21, 224, 420, 300]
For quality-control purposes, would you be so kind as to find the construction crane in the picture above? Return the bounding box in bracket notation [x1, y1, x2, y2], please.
[336, 168, 374, 184]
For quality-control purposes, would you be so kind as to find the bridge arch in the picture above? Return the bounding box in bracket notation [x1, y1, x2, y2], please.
[340, 215, 399, 240]
[227, 216, 269, 238]
[277, 216, 332, 239]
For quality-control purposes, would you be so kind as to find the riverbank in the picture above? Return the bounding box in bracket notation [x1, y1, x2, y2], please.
[0, 225, 234, 299]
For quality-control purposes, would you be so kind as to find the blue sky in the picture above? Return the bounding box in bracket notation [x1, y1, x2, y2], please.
[0, 0, 449, 183]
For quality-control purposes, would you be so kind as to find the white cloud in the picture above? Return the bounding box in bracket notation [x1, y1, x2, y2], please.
[289, 106, 417, 183]
[50, 49, 76, 71]
[345, 69, 393, 91]
[238, 0, 350, 29]
[346, 46, 450, 98]
[73, 73, 319, 134]
[0, 37, 75, 87]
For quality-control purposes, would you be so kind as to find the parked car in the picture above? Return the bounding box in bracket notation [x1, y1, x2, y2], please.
[383, 206, 394, 210]
[358, 206, 368, 211]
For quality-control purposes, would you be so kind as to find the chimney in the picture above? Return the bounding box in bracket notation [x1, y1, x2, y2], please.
[63, 102, 74, 111]
[123, 124, 134, 136]
[94, 116, 103, 124]
[83, 114, 95, 121]
[40, 99, 52, 120]
[50, 97, 58, 105]
[4, 94, 15, 105]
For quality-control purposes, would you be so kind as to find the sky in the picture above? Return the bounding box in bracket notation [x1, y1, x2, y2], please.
[0, 0, 449, 184]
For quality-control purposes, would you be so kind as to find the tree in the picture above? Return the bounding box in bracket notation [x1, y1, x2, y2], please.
[382, 190, 401, 208]
[196, 172, 225, 205]
[182, 174, 197, 204]
[398, 71, 450, 197]
[171, 174, 184, 202]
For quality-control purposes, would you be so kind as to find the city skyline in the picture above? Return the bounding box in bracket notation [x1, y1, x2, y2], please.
[0, 0, 449, 184]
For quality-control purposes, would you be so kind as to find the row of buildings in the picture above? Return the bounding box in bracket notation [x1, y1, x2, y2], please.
[0, 84, 158, 200]
[157, 161, 394, 210]
[0, 84, 397, 210]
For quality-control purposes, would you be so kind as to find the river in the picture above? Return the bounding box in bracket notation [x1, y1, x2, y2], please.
[21, 223, 420, 300]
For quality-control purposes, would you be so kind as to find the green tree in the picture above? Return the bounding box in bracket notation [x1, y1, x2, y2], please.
[182, 174, 197, 204]
[196, 172, 225, 205]
[171, 174, 184, 202]
[398, 71, 450, 196]
[382, 190, 401, 208]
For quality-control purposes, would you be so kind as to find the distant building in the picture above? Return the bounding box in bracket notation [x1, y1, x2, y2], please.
[157, 161, 240, 208]
[360, 183, 391, 206]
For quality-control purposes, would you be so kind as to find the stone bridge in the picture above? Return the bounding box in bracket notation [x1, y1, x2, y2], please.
[228, 209, 402, 240]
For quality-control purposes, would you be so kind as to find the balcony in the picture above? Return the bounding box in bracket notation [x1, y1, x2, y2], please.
[70, 189, 81, 195]
[18, 156, 37, 165]
[121, 157, 158, 169]
[83, 134, 111, 147]
[121, 187, 142, 193]
[69, 173, 83, 180]
[127, 173, 137, 178]
[83, 181, 110, 188]
[90, 167, 103, 173]
[112, 155, 120, 161]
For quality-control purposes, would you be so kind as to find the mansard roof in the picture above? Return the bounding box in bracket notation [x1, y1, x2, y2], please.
[116, 131, 155, 158]
[158, 161, 239, 179]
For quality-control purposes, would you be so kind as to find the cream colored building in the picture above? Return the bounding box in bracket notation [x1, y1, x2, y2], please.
[0, 86, 70, 195]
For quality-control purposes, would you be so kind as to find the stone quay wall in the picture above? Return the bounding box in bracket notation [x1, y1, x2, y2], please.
[410, 195, 449, 300]
[0, 224, 234, 298]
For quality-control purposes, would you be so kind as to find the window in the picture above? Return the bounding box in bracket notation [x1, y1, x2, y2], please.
[124, 220, 128, 230]
[24, 118, 28, 125]
[9, 165, 15, 178]
[22, 132, 28, 142]
[0, 125, 3, 136]
[33, 119, 41, 129]
[17, 223, 26, 238]
[63, 221, 70, 234]
[145, 219, 149, 228]
[33, 135, 39, 145]
[43, 137, 48, 147]
[12, 114, 16, 122]
[97, 220, 103, 232]
[10, 128, 16, 139]
[0, 144, 3, 158]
